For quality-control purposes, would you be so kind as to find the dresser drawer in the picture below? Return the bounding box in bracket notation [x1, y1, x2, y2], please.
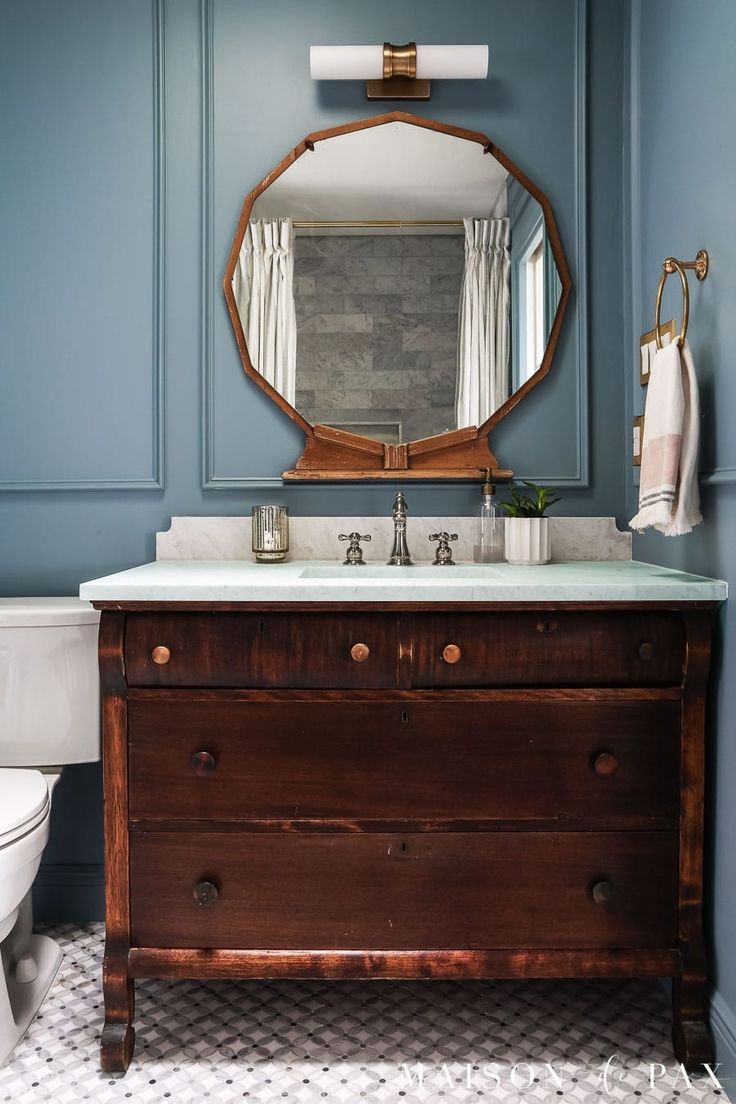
[411, 612, 684, 687]
[128, 697, 680, 825]
[125, 612, 400, 688]
[130, 831, 678, 950]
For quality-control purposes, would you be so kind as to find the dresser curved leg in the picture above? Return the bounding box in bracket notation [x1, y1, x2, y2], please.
[672, 971, 713, 1072]
[101, 958, 135, 1074]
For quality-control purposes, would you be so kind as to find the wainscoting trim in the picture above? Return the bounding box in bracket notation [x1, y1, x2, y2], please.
[711, 988, 736, 1082]
[33, 863, 105, 924]
[0, 0, 166, 493]
[624, 0, 735, 495]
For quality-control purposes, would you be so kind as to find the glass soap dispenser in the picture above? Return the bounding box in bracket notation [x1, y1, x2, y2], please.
[474, 470, 504, 563]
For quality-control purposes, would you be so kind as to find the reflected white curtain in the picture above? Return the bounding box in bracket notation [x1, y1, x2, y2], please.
[232, 218, 297, 406]
[455, 217, 510, 428]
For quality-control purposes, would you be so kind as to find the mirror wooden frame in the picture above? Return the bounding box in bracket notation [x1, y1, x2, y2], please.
[223, 111, 571, 482]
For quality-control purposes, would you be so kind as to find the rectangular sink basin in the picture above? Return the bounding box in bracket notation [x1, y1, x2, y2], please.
[299, 564, 503, 580]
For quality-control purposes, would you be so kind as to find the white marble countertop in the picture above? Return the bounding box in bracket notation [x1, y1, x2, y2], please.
[79, 559, 727, 604]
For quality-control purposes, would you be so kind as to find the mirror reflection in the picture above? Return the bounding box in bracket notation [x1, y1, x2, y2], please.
[232, 121, 562, 444]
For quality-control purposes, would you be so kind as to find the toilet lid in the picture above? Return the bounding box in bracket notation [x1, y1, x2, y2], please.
[0, 597, 99, 627]
[0, 769, 50, 844]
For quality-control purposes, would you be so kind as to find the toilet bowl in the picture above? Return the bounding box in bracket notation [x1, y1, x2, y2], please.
[0, 599, 100, 1066]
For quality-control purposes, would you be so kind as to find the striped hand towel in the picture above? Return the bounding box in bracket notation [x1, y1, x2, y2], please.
[629, 339, 702, 535]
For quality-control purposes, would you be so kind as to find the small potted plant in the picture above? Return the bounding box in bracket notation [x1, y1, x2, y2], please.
[499, 482, 561, 565]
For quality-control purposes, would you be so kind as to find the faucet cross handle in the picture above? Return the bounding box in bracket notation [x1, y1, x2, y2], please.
[338, 531, 372, 566]
[428, 531, 459, 566]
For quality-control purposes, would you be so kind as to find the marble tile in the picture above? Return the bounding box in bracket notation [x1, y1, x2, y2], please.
[340, 256, 402, 276]
[295, 295, 345, 318]
[401, 293, 460, 314]
[315, 314, 373, 334]
[316, 274, 376, 295]
[342, 294, 402, 314]
[292, 275, 315, 295]
[373, 274, 431, 295]
[431, 272, 463, 295]
[430, 235, 465, 255]
[402, 254, 464, 276]
[402, 329, 456, 352]
[155, 516, 634, 565]
[82, 556, 727, 603]
[4, 923, 728, 1104]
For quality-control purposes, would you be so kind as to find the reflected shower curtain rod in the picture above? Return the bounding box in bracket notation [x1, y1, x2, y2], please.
[292, 218, 464, 228]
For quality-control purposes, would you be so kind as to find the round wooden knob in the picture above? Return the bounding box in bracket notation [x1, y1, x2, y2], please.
[638, 641, 654, 661]
[442, 644, 462, 664]
[350, 643, 370, 662]
[192, 880, 218, 907]
[591, 880, 615, 905]
[593, 752, 619, 777]
[151, 645, 171, 665]
[190, 751, 216, 775]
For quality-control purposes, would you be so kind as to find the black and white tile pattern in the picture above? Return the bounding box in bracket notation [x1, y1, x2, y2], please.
[0, 925, 730, 1103]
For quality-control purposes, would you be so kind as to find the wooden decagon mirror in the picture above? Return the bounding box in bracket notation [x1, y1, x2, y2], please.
[223, 111, 571, 482]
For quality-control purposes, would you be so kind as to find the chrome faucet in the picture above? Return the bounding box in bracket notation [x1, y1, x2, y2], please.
[387, 492, 412, 566]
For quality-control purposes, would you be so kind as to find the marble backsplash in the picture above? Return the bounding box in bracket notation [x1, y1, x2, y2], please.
[157, 516, 632, 563]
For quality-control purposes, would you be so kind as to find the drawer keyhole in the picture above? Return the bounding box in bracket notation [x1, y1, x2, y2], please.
[401, 711, 409, 724]
[536, 620, 558, 634]
[399, 841, 409, 854]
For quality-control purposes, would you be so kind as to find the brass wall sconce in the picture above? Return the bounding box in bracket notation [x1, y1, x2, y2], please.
[310, 43, 488, 101]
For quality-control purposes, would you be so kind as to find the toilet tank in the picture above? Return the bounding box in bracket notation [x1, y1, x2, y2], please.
[0, 598, 100, 768]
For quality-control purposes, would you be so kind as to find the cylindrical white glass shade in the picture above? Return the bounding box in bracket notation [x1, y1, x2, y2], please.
[310, 45, 488, 81]
[416, 45, 488, 79]
[310, 46, 383, 81]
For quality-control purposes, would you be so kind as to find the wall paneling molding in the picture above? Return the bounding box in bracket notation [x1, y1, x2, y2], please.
[0, 0, 166, 493]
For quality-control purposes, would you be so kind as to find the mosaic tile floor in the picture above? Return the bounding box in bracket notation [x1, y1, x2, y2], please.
[0, 924, 730, 1104]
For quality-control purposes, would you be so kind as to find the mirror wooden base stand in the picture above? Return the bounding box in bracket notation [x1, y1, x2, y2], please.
[282, 421, 513, 482]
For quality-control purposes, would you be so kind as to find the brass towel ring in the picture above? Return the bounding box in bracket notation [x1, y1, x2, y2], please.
[655, 258, 689, 349]
[654, 249, 709, 349]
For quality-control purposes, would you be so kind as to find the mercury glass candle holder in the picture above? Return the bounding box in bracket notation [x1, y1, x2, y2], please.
[251, 505, 289, 563]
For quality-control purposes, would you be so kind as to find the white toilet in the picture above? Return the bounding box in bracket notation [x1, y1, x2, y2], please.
[0, 597, 100, 1065]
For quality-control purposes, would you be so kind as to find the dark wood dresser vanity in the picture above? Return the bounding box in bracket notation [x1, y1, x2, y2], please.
[95, 599, 717, 1072]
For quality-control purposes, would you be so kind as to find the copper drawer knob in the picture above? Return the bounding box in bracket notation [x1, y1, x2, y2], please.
[191, 751, 216, 775]
[151, 645, 171, 665]
[350, 642, 370, 662]
[591, 880, 615, 905]
[193, 880, 218, 907]
[442, 644, 462, 664]
[593, 752, 619, 777]
[638, 641, 654, 660]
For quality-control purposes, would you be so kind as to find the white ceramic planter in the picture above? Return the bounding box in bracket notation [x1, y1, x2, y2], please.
[504, 517, 551, 565]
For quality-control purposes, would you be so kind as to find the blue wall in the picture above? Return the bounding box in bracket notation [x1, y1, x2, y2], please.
[624, 0, 736, 1077]
[0, 0, 626, 921]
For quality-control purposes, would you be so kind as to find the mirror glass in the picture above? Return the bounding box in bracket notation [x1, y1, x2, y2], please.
[232, 120, 562, 445]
